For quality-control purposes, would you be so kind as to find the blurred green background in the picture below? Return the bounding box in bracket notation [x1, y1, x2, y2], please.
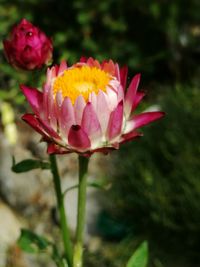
[0, 0, 200, 267]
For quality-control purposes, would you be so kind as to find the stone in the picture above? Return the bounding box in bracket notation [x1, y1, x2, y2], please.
[0, 201, 23, 266]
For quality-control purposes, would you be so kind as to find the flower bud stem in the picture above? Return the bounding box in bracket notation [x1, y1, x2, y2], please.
[50, 154, 73, 267]
[74, 156, 89, 267]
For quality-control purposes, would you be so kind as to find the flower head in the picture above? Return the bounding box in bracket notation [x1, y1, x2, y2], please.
[3, 18, 53, 70]
[21, 57, 164, 156]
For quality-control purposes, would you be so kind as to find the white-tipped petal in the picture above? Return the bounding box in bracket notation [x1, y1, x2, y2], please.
[74, 95, 86, 125]
[60, 97, 75, 137]
[96, 90, 110, 135]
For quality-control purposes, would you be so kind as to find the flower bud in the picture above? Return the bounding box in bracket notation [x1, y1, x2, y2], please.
[3, 18, 53, 70]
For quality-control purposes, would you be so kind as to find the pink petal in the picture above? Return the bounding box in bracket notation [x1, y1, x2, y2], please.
[46, 67, 52, 85]
[56, 91, 63, 109]
[51, 65, 57, 80]
[120, 131, 143, 144]
[55, 91, 63, 119]
[47, 143, 61, 154]
[47, 87, 57, 130]
[106, 87, 118, 111]
[68, 125, 91, 151]
[22, 101, 60, 139]
[117, 84, 124, 102]
[125, 73, 141, 116]
[120, 65, 128, 90]
[22, 114, 49, 139]
[20, 85, 43, 114]
[74, 95, 86, 125]
[89, 92, 97, 111]
[107, 101, 124, 140]
[114, 63, 120, 81]
[109, 79, 120, 93]
[54, 65, 59, 75]
[58, 60, 67, 75]
[38, 118, 61, 139]
[60, 97, 75, 136]
[128, 111, 165, 131]
[96, 90, 110, 134]
[42, 82, 50, 120]
[102, 60, 115, 75]
[46, 66, 57, 85]
[91, 147, 117, 155]
[108, 79, 124, 102]
[47, 143, 69, 154]
[80, 56, 87, 63]
[132, 91, 146, 111]
[81, 102, 102, 141]
[86, 57, 101, 68]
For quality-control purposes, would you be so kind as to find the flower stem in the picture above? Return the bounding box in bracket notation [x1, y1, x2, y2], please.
[74, 156, 89, 267]
[49, 154, 73, 267]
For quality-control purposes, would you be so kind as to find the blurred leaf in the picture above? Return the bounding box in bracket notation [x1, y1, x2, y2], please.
[12, 157, 50, 173]
[4, 123, 18, 145]
[18, 229, 63, 265]
[1, 102, 15, 125]
[126, 241, 148, 267]
[18, 229, 50, 253]
[1, 102, 18, 144]
[63, 180, 111, 197]
[88, 181, 112, 190]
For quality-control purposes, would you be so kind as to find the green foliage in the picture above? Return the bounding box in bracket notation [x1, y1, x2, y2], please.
[127, 241, 148, 267]
[12, 157, 50, 173]
[63, 180, 111, 197]
[18, 229, 50, 253]
[108, 84, 200, 260]
[18, 229, 63, 266]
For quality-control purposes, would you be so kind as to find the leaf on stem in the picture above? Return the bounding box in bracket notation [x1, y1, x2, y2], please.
[12, 156, 50, 173]
[88, 181, 112, 190]
[126, 241, 148, 267]
[18, 229, 62, 265]
[17, 228, 50, 253]
[63, 181, 112, 198]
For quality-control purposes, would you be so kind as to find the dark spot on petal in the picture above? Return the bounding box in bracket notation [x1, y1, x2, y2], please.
[72, 125, 81, 131]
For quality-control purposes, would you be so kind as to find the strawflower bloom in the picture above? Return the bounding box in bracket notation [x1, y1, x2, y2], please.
[21, 57, 164, 156]
[3, 18, 53, 70]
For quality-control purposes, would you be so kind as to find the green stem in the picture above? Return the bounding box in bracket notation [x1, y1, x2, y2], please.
[74, 156, 89, 267]
[49, 154, 73, 267]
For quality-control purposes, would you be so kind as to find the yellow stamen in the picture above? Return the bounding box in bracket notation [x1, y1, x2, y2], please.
[53, 66, 111, 104]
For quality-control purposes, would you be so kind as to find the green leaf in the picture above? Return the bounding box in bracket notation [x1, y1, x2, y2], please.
[87, 181, 112, 190]
[12, 157, 50, 173]
[126, 241, 148, 267]
[17, 229, 50, 253]
[63, 181, 112, 197]
[18, 229, 63, 265]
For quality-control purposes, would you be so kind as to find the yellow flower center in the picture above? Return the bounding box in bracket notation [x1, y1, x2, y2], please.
[53, 66, 111, 104]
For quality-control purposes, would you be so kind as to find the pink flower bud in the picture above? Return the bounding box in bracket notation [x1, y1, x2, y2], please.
[3, 18, 53, 70]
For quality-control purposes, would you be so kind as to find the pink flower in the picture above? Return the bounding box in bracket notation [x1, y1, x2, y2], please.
[3, 18, 53, 70]
[21, 57, 165, 156]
